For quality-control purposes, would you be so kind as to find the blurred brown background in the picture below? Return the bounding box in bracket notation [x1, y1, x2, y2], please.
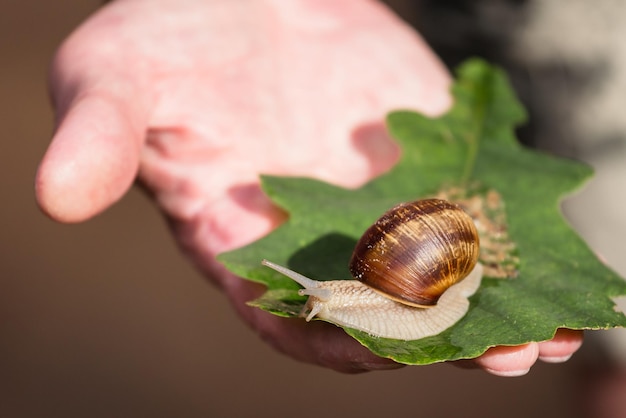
[2, 1, 625, 417]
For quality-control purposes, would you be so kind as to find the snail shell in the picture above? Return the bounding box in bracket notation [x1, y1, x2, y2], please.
[261, 198, 483, 340]
[350, 198, 480, 307]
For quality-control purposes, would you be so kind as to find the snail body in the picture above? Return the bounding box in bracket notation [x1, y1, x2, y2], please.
[262, 198, 483, 340]
[262, 260, 482, 340]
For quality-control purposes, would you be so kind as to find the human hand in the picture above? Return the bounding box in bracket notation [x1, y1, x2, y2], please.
[36, 0, 582, 374]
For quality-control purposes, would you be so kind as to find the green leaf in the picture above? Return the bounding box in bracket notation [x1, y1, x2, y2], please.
[218, 58, 626, 365]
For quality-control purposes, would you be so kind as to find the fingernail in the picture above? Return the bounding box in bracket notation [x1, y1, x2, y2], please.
[539, 354, 572, 363]
[485, 367, 530, 377]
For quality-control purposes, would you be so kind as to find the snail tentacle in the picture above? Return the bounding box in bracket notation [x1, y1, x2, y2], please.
[261, 259, 320, 290]
[261, 260, 331, 319]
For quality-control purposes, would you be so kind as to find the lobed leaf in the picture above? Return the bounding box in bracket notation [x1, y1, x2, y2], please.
[218, 59, 626, 365]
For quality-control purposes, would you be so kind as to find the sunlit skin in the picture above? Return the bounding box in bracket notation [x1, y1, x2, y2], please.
[36, 0, 582, 374]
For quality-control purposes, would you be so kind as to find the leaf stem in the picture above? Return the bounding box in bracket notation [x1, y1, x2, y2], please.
[462, 126, 480, 185]
[461, 74, 490, 185]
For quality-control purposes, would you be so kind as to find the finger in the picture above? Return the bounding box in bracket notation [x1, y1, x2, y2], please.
[36, 10, 153, 223]
[36, 28, 155, 225]
[538, 328, 584, 363]
[472, 343, 540, 377]
[36, 91, 146, 223]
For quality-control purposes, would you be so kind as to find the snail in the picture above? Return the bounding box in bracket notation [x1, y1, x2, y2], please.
[262, 198, 483, 340]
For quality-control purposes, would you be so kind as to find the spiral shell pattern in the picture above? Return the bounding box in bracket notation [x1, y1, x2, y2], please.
[349, 199, 479, 307]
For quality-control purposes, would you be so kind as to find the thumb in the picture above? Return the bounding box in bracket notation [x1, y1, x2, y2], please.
[36, 81, 148, 223]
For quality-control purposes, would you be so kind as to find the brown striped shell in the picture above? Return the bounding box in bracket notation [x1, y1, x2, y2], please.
[349, 199, 479, 307]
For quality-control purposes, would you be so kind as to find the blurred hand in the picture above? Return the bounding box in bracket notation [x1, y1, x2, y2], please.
[36, 0, 582, 374]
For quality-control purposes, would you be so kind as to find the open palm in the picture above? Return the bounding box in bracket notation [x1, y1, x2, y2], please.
[36, 0, 582, 374]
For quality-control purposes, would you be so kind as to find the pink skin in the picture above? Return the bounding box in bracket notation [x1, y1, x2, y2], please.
[35, 0, 583, 374]
[472, 329, 584, 377]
